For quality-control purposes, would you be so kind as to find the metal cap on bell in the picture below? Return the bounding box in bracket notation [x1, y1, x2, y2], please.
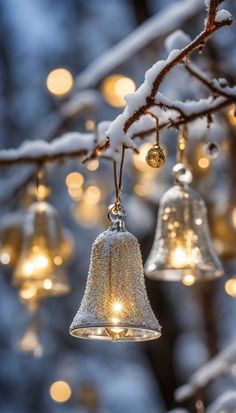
[70, 210, 161, 342]
[13, 201, 70, 297]
[145, 164, 224, 284]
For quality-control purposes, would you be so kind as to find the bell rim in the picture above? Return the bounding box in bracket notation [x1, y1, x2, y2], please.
[69, 323, 161, 342]
[145, 267, 224, 281]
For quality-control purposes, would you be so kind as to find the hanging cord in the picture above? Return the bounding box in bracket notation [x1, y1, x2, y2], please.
[147, 112, 160, 145]
[35, 163, 45, 201]
[176, 125, 188, 165]
[112, 145, 125, 212]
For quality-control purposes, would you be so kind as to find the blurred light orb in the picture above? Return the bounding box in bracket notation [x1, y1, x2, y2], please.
[198, 157, 210, 169]
[85, 119, 95, 131]
[66, 172, 84, 188]
[133, 143, 153, 172]
[0, 251, 11, 265]
[50, 381, 71, 403]
[86, 160, 99, 171]
[232, 207, 236, 228]
[228, 106, 236, 126]
[101, 74, 136, 107]
[84, 185, 101, 205]
[182, 274, 195, 286]
[225, 278, 236, 297]
[46, 68, 73, 96]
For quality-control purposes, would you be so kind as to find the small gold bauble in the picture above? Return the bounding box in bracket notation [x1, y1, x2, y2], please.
[145, 144, 166, 168]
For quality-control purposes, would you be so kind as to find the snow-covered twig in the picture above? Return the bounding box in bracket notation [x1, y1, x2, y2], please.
[206, 392, 236, 413]
[175, 340, 236, 403]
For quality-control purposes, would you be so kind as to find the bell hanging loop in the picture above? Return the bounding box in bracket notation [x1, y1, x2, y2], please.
[108, 201, 126, 232]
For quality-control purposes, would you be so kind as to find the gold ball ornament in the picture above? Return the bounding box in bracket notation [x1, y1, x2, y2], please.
[145, 144, 166, 168]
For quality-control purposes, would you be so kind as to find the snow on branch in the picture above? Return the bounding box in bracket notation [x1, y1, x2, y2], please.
[207, 392, 236, 413]
[175, 340, 236, 403]
[75, 0, 202, 90]
[0, 121, 111, 167]
[103, 0, 232, 158]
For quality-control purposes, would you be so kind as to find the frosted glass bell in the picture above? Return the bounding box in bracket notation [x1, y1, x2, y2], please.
[145, 164, 224, 283]
[70, 215, 161, 342]
[13, 201, 70, 297]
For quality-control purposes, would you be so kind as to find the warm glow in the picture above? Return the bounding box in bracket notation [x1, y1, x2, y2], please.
[68, 186, 83, 200]
[0, 251, 11, 265]
[19, 284, 38, 300]
[225, 278, 236, 297]
[232, 207, 236, 228]
[182, 274, 195, 286]
[43, 279, 53, 290]
[101, 74, 136, 107]
[85, 119, 95, 131]
[133, 143, 153, 172]
[227, 106, 236, 126]
[73, 202, 103, 228]
[22, 253, 50, 277]
[35, 184, 51, 201]
[18, 327, 43, 358]
[112, 302, 123, 313]
[66, 172, 84, 188]
[54, 255, 63, 266]
[198, 157, 210, 169]
[171, 247, 188, 267]
[84, 185, 101, 205]
[86, 160, 99, 171]
[50, 381, 72, 403]
[46, 68, 73, 96]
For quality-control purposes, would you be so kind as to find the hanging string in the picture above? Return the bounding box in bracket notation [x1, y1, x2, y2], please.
[35, 163, 45, 201]
[112, 145, 126, 213]
[147, 112, 160, 145]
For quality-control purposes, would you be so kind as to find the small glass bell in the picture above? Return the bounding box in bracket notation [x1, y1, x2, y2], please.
[145, 163, 224, 283]
[70, 208, 161, 342]
[13, 201, 70, 297]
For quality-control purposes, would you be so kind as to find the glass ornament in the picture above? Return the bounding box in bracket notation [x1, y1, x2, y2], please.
[145, 172, 224, 282]
[172, 163, 193, 185]
[204, 141, 220, 159]
[146, 143, 166, 168]
[70, 216, 161, 342]
[13, 201, 70, 297]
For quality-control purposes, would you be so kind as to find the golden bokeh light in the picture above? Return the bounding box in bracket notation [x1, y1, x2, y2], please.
[227, 106, 236, 126]
[49, 381, 72, 403]
[35, 184, 51, 201]
[86, 160, 99, 171]
[182, 274, 195, 286]
[46, 68, 73, 96]
[133, 143, 153, 172]
[0, 251, 11, 265]
[231, 207, 236, 228]
[101, 74, 136, 107]
[225, 278, 236, 297]
[198, 157, 210, 169]
[83, 185, 101, 205]
[85, 119, 95, 131]
[66, 172, 84, 188]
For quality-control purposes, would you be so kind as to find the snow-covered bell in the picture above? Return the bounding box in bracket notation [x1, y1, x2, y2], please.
[70, 209, 161, 342]
[13, 201, 70, 297]
[145, 164, 224, 284]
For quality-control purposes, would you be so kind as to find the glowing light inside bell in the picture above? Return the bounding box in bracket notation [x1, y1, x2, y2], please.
[0, 251, 11, 265]
[43, 279, 53, 290]
[171, 246, 188, 267]
[19, 284, 38, 300]
[182, 273, 196, 286]
[22, 253, 50, 277]
[105, 301, 129, 341]
[225, 278, 236, 297]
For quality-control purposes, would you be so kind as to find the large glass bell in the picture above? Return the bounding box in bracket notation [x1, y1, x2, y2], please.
[145, 164, 224, 283]
[70, 212, 161, 342]
[13, 201, 70, 297]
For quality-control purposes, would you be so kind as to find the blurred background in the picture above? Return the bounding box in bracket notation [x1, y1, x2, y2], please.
[0, 0, 236, 412]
